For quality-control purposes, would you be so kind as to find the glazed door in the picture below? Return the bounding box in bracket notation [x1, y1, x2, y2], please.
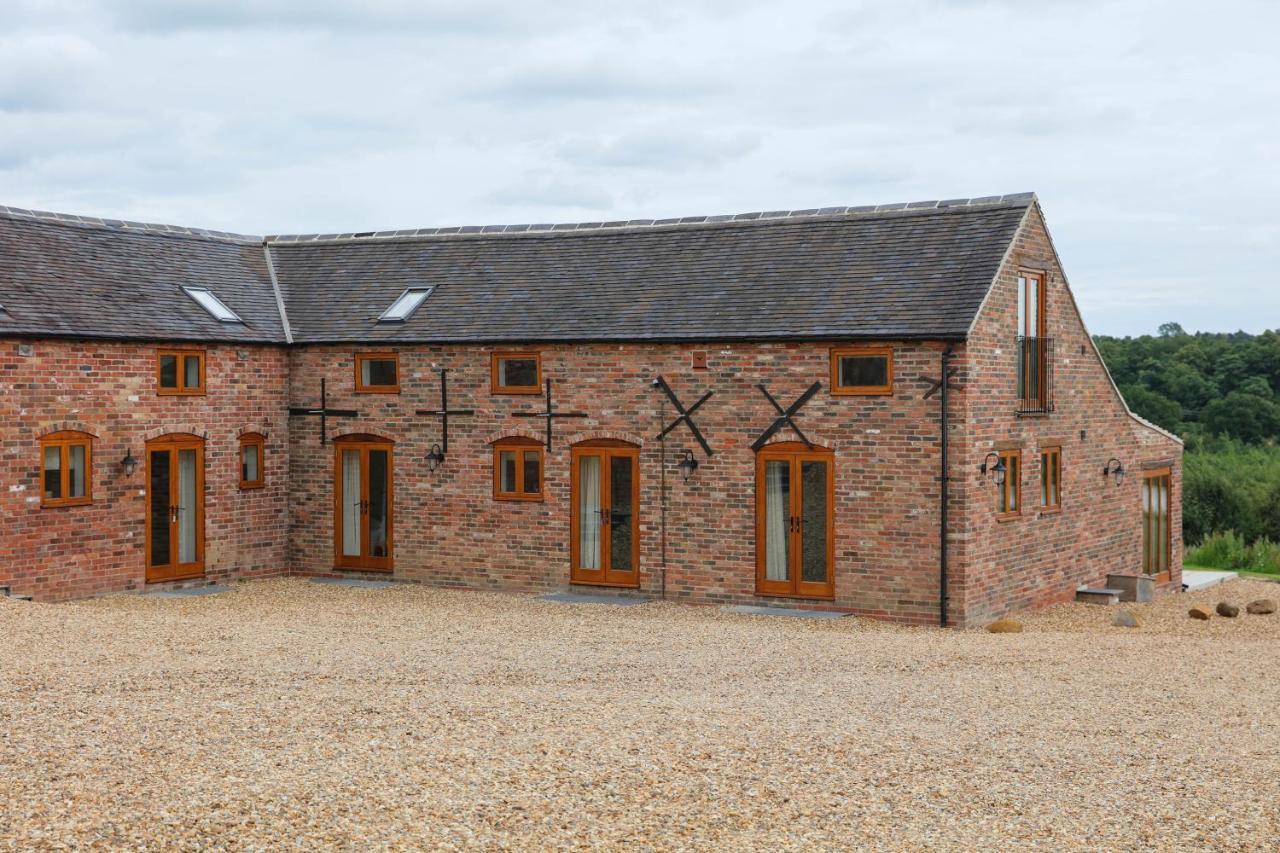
[1142, 468, 1171, 580]
[146, 436, 205, 582]
[571, 444, 640, 587]
[335, 439, 393, 572]
[757, 445, 834, 598]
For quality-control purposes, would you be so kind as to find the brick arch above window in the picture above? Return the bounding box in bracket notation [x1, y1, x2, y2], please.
[141, 424, 209, 443]
[482, 428, 545, 446]
[755, 438, 834, 454]
[235, 425, 270, 439]
[332, 432, 396, 445]
[564, 430, 646, 448]
[38, 421, 99, 439]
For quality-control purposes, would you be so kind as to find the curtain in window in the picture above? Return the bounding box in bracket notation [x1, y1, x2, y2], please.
[578, 456, 601, 569]
[765, 460, 790, 581]
[178, 448, 197, 564]
[342, 450, 362, 557]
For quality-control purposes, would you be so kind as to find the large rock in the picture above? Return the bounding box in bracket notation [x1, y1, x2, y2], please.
[1216, 602, 1240, 618]
[986, 618, 1023, 634]
[1188, 607, 1211, 621]
[1112, 610, 1140, 628]
[1247, 599, 1277, 615]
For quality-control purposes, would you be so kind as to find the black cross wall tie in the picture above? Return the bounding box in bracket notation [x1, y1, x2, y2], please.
[509, 378, 588, 451]
[652, 375, 714, 457]
[917, 368, 964, 400]
[750, 381, 822, 451]
[414, 368, 475, 455]
[288, 378, 358, 445]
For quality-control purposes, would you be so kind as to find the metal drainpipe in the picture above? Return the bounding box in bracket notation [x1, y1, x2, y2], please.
[940, 345, 953, 627]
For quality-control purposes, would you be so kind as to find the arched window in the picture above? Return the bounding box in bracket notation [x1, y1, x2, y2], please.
[239, 433, 265, 490]
[492, 436, 544, 501]
[40, 431, 94, 507]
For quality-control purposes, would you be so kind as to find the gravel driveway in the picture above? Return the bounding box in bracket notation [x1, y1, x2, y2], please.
[2, 578, 1278, 850]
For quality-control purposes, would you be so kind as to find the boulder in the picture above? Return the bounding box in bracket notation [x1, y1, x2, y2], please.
[1188, 607, 1211, 621]
[986, 618, 1023, 634]
[1216, 602, 1240, 618]
[1112, 610, 1140, 628]
[1246, 599, 1277, 616]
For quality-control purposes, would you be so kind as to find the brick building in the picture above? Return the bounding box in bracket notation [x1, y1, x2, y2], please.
[0, 192, 1182, 625]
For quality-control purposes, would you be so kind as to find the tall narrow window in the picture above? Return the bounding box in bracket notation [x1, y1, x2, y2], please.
[830, 346, 893, 396]
[1017, 270, 1047, 409]
[492, 437, 544, 501]
[40, 431, 93, 507]
[491, 352, 542, 394]
[239, 433, 265, 490]
[1142, 469, 1172, 577]
[157, 350, 205, 395]
[355, 352, 400, 393]
[1040, 447, 1061, 511]
[997, 449, 1021, 519]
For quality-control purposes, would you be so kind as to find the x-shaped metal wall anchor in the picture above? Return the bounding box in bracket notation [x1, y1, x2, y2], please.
[652, 375, 714, 457]
[750, 381, 822, 451]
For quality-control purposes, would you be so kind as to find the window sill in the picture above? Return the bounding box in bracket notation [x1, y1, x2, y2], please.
[494, 493, 544, 502]
[239, 482, 265, 491]
[492, 386, 543, 395]
[996, 512, 1023, 523]
[157, 389, 206, 397]
[831, 387, 893, 397]
[42, 497, 93, 509]
[1039, 506, 1061, 516]
[354, 386, 400, 394]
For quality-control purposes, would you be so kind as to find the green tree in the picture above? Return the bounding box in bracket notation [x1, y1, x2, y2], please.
[1202, 391, 1280, 444]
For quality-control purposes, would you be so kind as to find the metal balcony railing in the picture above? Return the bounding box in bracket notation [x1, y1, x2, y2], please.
[1016, 336, 1055, 415]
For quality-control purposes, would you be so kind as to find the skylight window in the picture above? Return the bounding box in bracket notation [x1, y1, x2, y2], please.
[377, 287, 432, 323]
[181, 286, 243, 323]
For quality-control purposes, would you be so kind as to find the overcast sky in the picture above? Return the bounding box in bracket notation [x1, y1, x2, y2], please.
[2, 1, 1276, 336]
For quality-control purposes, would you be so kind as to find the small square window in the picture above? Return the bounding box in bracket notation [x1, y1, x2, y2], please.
[40, 431, 93, 507]
[491, 352, 542, 394]
[377, 287, 432, 323]
[493, 438, 544, 501]
[830, 346, 893, 396]
[157, 350, 205, 395]
[355, 353, 400, 393]
[240, 433, 265, 490]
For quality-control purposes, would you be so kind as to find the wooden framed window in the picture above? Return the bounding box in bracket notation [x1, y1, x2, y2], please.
[491, 352, 542, 394]
[1040, 446, 1061, 511]
[157, 349, 205, 396]
[239, 433, 265, 490]
[492, 437, 544, 501]
[830, 346, 893, 396]
[40, 431, 93, 507]
[354, 352, 400, 393]
[1017, 270, 1048, 409]
[997, 449, 1021, 519]
[1142, 468, 1172, 579]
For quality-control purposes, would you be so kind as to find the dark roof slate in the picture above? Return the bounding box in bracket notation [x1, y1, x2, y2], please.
[0, 209, 283, 343]
[0, 193, 1035, 345]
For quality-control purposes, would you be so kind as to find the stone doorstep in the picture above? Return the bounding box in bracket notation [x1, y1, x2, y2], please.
[1075, 587, 1123, 605]
[541, 592, 650, 607]
[309, 577, 395, 590]
[722, 604, 849, 620]
[145, 584, 233, 598]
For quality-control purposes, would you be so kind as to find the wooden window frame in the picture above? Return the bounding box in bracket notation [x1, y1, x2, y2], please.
[492, 437, 544, 502]
[156, 349, 206, 396]
[1040, 446, 1061, 513]
[354, 352, 401, 394]
[829, 345, 894, 396]
[997, 449, 1022, 521]
[1017, 269, 1048, 410]
[490, 352, 543, 395]
[239, 433, 265, 490]
[754, 441, 836, 600]
[39, 431, 93, 507]
[1142, 467, 1172, 581]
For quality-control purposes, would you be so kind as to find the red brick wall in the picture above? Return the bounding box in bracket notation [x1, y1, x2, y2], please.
[955, 205, 1183, 625]
[287, 341, 960, 624]
[0, 339, 290, 600]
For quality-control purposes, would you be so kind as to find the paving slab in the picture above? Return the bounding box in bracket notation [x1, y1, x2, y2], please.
[722, 604, 849, 619]
[541, 592, 649, 606]
[1182, 570, 1238, 592]
[146, 584, 232, 598]
[310, 577, 394, 589]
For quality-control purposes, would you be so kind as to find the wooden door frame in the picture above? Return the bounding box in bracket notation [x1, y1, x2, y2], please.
[755, 441, 836, 600]
[1142, 467, 1172, 582]
[144, 433, 206, 583]
[569, 439, 641, 588]
[333, 434, 395, 572]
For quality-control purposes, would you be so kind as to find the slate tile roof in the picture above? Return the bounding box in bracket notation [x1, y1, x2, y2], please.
[0, 193, 1035, 345]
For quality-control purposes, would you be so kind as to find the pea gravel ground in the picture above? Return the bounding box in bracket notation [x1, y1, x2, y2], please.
[2, 578, 1278, 851]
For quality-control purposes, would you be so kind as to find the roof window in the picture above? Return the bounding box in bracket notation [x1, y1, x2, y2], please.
[181, 286, 243, 323]
[377, 287, 432, 323]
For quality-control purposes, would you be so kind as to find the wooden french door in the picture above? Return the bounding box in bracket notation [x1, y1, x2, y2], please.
[1142, 468, 1171, 580]
[146, 434, 205, 583]
[756, 442, 835, 599]
[334, 436, 394, 572]
[570, 440, 640, 587]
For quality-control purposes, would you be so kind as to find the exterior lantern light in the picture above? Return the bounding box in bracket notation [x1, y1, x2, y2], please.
[1102, 457, 1126, 487]
[120, 449, 139, 478]
[425, 443, 444, 472]
[980, 452, 1006, 487]
[678, 449, 699, 482]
